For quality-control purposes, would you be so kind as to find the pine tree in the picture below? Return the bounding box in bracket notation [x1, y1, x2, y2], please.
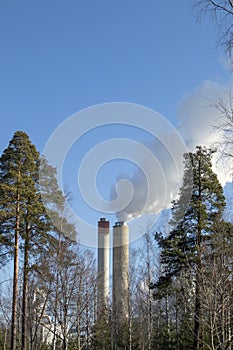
[0, 131, 50, 350]
[0, 131, 34, 349]
[153, 146, 226, 350]
[0, 131, 78, 350]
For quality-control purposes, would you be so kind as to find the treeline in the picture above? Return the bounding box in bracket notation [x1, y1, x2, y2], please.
[150, 147, 233, 350]
[108, 146, 233, 350]
[0, 131, 97, 350]
[1, 131, 233, 350]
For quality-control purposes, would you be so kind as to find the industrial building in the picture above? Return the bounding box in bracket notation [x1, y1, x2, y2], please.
[112, 221, 129, 324]
[97, 219, 129, 328]
[97, 218, 110, 314]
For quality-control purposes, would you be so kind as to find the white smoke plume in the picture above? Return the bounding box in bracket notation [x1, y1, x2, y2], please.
[177, 80, 229, 150]
[111, 80, 232, 221]
[110, 133, 185, 221]
[177, 80, 233, 185]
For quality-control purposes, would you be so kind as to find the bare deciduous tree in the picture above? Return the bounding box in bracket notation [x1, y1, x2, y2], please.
[213, 92, 233, 159]
[193, 0, 233, 62]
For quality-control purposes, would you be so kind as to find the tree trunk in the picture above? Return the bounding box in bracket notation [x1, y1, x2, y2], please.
[3, 326, 8, 350]
[193, 267, 201, 350]
[21, 227, 29, 350]
[76, 317, 81, 350]
[63, 336, 68, 350]
[10, 193, 20, 350]
[193, 158, 202, 350]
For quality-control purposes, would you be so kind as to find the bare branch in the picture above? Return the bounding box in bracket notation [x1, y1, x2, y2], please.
[208, 0, 233, 15]
[193, 0, 233, 62]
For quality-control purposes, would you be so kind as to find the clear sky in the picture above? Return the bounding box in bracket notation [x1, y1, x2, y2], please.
[0, 1, 232, 246]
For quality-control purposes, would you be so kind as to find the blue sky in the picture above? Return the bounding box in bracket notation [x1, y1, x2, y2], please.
[0, 0, 228, 151]
[0, 1, 232, 244]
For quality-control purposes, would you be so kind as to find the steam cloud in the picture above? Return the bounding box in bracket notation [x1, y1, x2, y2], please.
[111, 80, 232, 221]
[110, 133, 184, 221]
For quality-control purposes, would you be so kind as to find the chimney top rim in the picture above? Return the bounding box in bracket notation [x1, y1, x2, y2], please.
[114, 221, 127, 227]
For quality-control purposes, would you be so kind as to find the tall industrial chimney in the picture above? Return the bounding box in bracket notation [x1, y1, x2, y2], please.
[112, 221, 129, 327]
[97, 218, 110, 314]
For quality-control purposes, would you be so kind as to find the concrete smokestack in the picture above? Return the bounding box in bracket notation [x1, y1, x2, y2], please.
[97, 218, 110, 314]
[112, 221, 129, 326]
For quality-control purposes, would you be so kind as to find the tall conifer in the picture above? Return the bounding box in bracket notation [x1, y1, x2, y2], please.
[0, 131, 50, 350]
[154, 146, 226, 350]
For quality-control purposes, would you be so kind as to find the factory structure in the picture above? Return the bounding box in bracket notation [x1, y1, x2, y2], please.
[97, 218, 110, 312]
[97, 218, 129, 328]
